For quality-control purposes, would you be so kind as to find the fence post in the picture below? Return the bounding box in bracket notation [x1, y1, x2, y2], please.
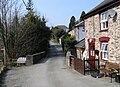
[83, 58, 85, 75]
[69, 56, 71, 67]
[98, 59, 100, 73]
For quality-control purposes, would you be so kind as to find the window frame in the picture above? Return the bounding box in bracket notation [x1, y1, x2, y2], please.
[100, 11, 109, 30]
[101, 42, 108, 60]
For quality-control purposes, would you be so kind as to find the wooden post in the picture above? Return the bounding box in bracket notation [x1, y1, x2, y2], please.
[83, 58, 85, 75]
[98, 59, 100, 73]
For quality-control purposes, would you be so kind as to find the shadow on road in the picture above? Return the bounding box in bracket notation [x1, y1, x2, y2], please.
[38, 44, 65, 64]
[0, 69, 9, 87]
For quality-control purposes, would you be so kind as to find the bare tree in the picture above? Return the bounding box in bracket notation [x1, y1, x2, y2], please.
[0, 0, 51, 67]
[0, 0, 24, 66]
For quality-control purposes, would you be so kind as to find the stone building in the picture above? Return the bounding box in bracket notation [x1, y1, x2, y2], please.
[83, 0, 120, 63]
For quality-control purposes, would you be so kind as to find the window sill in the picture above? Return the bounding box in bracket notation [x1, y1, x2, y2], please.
[100, 29, 108, 32]
[102, 58, 108, 61]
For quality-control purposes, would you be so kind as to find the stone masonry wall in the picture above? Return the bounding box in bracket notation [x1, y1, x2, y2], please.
[85, 5, 120, 63]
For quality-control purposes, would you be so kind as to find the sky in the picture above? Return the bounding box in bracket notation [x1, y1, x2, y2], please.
[33, 0, 104, 27]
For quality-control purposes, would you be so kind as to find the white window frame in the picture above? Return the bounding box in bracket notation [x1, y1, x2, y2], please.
[100, 11, 108, 30]
[101, 42, 108, 60]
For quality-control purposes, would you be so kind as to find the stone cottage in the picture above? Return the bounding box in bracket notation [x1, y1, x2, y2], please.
[83, 0, 120, 64]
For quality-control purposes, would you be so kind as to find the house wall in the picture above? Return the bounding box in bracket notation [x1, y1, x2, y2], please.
[75, 26, 85, 42]
[75, 27, 78, 41]
[68, 28, 76, 38]
[85, 5, 120, 63]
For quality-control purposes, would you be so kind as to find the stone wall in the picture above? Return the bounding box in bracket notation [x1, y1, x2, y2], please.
[84, 5, 120, 63]
[26, 51, 46, 65]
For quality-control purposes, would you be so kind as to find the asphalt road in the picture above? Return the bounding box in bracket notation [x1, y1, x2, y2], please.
[2, 42, 120, 87]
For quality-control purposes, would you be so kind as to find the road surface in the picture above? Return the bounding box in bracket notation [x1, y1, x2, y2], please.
[2, 42, 120, 87]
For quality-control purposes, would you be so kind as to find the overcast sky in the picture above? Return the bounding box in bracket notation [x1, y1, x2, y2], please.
[33, 0, 104, 27]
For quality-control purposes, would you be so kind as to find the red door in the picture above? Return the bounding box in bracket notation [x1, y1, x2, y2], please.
[88, 38, 95, 69]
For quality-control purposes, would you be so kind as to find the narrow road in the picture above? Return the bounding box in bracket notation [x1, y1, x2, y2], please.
[2, 42, 120, 87]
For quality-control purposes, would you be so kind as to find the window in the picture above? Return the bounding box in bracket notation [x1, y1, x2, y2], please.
[90, 45, 95, 56]
[100, 11, 108, 30]
[101, 42, 108, 60]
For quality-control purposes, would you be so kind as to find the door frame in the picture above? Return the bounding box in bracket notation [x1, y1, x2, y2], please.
[88, 38, 95, 69]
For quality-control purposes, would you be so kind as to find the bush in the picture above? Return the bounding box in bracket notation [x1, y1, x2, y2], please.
[61, 33, 76, 55]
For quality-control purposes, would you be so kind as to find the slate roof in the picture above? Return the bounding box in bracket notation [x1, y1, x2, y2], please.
[75, 38, 85, 48]
[84, 0, 120, 19]
[89, 0, 115, 13]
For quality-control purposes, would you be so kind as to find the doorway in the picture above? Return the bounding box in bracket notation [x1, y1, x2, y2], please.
[88, 38, 95, 69]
